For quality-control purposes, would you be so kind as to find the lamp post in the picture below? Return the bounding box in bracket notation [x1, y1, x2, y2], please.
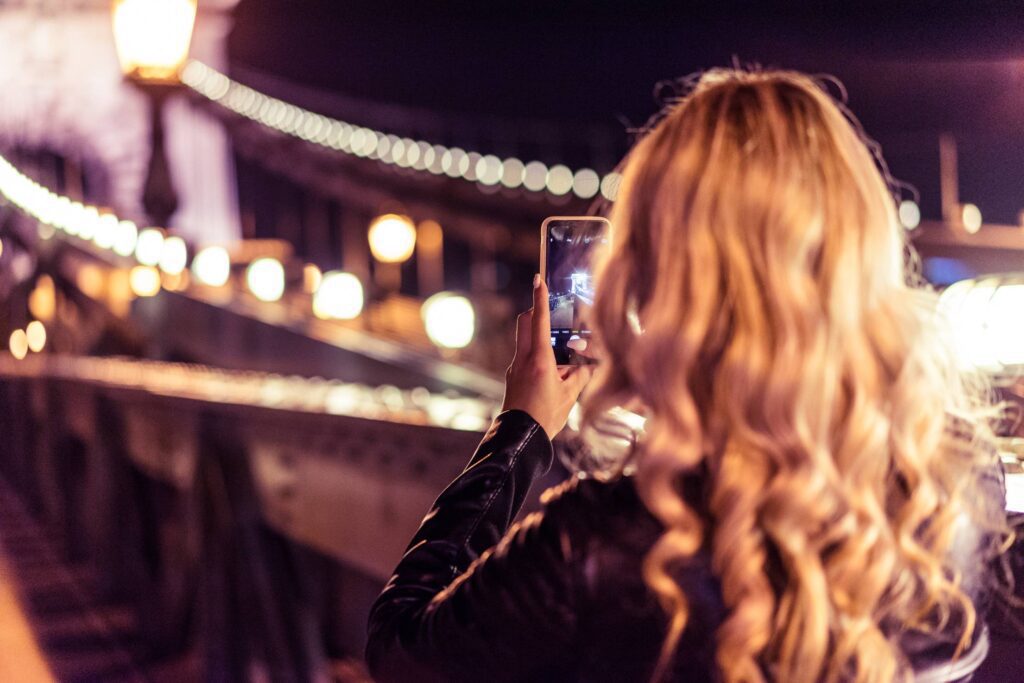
[112, 0, 198, 227]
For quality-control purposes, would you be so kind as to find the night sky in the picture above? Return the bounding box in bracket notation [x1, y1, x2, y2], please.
[229, 1, 1024, 224]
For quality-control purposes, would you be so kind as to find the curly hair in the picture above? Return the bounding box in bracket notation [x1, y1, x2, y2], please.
[581, 68, 1008, 682]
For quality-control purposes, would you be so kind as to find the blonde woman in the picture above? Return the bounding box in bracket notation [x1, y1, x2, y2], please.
[366, 69, 1010, 682]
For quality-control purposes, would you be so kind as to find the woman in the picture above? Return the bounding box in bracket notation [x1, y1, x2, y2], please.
[365, 69, 1010, 682]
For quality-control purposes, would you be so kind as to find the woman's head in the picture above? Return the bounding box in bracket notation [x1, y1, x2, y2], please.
[584, 69, 1001, 682]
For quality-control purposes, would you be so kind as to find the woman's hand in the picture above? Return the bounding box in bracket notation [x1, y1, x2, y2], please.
[501, 275, 593, 440]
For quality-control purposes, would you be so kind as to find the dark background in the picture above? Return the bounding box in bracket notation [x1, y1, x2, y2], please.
[229, 1, 1024, 225]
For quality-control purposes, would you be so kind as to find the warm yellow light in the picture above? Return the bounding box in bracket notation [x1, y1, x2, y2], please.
[962, 203, 982, 234]
[303, 264, 323, 293]
[192, 246, 231, 286]
[26, 321, 46, 353]
[136, 228, 165, 266]
[0, 237, 4, 258]
[29, 275, 56, 321]
[245, 258, 286, 302]
[112, 0, 198, 82]
[313, 271, 363, 320]
[129, 265, 162, 297]
[8, 329, 28, 360]
[77, 264, 105, 299]
[113, 220, 139, 257]
[422, 292, 475, 349]
[368, 214, 417, 263]
[94, 213, 119, 249]
[159, 235, 188, 274]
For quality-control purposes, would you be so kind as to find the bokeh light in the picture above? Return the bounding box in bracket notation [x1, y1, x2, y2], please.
[962, 203, 982, 233]
[246, 258, 286, 302]
[313, 271, 364, 320]
[29, 275, 56, 321]
[368, 214, 417, 263]
[545, 165, 574, 196]
[113, 220, 139, 257]
[159, 236, 188, 275]
[898, 200, 921, 230]
[572, 169, 600, 199]
[129, 265, 162, 297]
[8, 329, 28, 360]
[26, 321, 46, 353]
[135, 228, 165, 266]
[421, 292, 475, 349]
[192, 246, 231, 287]
[112, 0, 198, 81]
[94, 213, 119, 249]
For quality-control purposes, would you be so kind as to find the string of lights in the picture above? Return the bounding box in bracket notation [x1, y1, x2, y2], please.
[0, 151, 478, 356]
[180, 60, 623, 202]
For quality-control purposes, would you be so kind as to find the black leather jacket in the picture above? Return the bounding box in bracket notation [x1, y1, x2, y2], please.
[366, 410, 1006, 682]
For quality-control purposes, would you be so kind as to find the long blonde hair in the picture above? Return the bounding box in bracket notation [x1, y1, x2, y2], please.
[583, 68, 1006, 682]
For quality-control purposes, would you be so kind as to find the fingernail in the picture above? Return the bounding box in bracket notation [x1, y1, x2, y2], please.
[533, 274, 541, 289]
[567, 339, 588, 351]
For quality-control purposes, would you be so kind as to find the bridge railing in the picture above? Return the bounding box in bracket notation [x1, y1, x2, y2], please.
[0, 355, 564, 680]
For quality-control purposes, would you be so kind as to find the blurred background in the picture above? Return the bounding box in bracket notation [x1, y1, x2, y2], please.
[1, 1, 1023, 680]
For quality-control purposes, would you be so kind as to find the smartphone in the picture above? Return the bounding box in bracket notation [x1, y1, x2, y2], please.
[540, 216, 610, 365]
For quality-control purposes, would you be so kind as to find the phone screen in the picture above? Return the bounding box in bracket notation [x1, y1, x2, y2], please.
[544, 217, 608, 365]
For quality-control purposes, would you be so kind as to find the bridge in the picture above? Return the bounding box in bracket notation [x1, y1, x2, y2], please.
[1, 2, 1023, 681]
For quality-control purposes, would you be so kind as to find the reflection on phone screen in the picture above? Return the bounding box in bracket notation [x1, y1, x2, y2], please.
[545, 219, 607, 365]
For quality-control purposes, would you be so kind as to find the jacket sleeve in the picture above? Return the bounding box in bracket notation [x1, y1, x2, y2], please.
[365, 409, 581, 682]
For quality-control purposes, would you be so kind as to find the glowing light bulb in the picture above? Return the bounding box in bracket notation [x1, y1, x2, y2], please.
[898, 200, 921, 230]
[368, 214, 417, 263]
[246, 258, 286, 302]
[192, 246, 231, 286]
[8, 329, 28, 360]
[113, 220, 139, 257]
[443, 148, 466, 178]
[962, 203, 982, 234]
[94, 213, 119, 249]
[600, 172, 622, 201]
[572, 168, 600, 199]
[313, 271, 364, 320]
[159, 235, 188, 275]
[522, 161, 548, 192]
[477, 155, 503, 186]
[428, 145, 446, 174]
[25, 321, 45, 353]
[29, 275, 56, 321]
[130, 265, 162, 297]
[545, 165, 574, 196]
[501, 158, 525, 189]
[135, 228, 165, 266]
[78, 205, 100, 240]
[112, 0, 197, 82]
[422, 292, 475, 349]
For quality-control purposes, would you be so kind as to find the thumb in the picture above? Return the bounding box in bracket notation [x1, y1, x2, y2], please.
[531, 274, 553, 363]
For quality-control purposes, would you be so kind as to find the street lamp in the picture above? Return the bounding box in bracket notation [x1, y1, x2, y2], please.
[112, 0, 198, 227]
